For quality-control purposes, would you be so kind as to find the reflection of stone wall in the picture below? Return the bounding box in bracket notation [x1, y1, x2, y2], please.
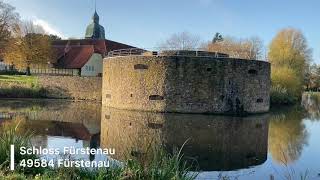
[0, 76, 102, 101]
[100, 107, 164, 162]
[102, 56, 270, 114]
[163, 114, 269, 170]
[101, 107, 269, 170]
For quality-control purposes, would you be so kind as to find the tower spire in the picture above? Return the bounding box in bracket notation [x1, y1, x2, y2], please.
[92, 0, 99, 24]
[85, 0, 105, 39]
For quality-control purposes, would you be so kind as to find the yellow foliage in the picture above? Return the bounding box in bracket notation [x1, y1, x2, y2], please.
[269, 28, 311, 101]
[3, 34, 54, 69]
[268, 108, 307, 164]
[271, 66, 302, 98]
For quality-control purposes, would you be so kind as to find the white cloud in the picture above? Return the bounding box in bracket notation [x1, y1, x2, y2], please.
[32, 18, 66, 39]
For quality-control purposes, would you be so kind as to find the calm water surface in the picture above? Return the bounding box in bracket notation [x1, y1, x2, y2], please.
[0, 95, 319, 180]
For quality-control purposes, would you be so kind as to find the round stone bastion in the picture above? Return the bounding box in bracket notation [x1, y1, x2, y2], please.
[102, 53, 270, 115]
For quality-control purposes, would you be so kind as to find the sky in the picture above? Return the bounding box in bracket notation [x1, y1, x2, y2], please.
[3, 0, 320, 63]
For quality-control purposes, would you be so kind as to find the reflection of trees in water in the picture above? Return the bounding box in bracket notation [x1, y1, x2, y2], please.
[0, 99, 52, 111]
[3, 115, 97, 141]
[268, 106, 308, 164]
[2, 114, 101, 160]
[301, 93, 320, 120]
[0, 99, 101, 134]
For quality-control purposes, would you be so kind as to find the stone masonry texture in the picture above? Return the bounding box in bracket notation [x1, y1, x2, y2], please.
[102, 55, 270, 114]
[0, 76, 102, 101]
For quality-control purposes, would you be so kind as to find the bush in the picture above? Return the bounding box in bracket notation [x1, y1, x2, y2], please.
[0, 87, 48, 98]
[0, 70, 26, 75]
[0, 121, 44, 175]
[270, 85, 297, 105]
[271, 66, 303, 105]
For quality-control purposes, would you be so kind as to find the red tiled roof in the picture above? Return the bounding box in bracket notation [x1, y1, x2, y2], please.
[105, 39, 136, 52]
[54, 46, 67, 60]
[53, 39, 107, 55]
[55, 46, 94, 69]
[52, 39, 136, 69]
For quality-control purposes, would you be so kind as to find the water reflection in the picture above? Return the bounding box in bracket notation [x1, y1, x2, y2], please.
[301, 93, 320, 120]
[268, 106, 308, 164]
[0, 99, 101, 161]
[0, 98, 318, 179]
[0, 99, 101, 135]
[101, 108, 269, 171]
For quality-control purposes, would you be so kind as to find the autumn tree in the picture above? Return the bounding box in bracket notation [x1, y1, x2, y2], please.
[4, 20, 56, 69]
[159, 31, 200, 50]
[48, 34, 61, 41]
[269, 28, 312, 103]
[205, 35, 264, 60]
[0, 0, 19, 59]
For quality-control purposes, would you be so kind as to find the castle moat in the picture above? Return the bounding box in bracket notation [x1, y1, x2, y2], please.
[0, 96, 319, 179]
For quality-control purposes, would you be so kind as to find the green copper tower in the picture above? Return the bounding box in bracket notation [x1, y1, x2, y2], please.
[85, 9, 105, 39]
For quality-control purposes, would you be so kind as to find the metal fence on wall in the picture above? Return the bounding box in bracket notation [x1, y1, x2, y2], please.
[29, 68, 80, 76]
[107, 48, 230, 58]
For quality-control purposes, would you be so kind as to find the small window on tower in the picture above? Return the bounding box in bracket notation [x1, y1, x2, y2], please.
[106, 94, 111, 99]
[248, 69, 258, 75]
[149, 95, 164, 100]
[134, 64, 148, 70]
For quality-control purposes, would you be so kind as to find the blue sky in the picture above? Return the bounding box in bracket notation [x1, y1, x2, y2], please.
[4, 0, 320, 63]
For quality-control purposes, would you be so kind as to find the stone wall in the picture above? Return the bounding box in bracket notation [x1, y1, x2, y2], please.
[102, 55, 270, 114]
[38, 76, 102, 101]
[0, 76, 102, 101]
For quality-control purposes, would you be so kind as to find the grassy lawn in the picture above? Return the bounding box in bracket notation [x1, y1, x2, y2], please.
[0, 75, 46, 98]
[0, 75, 38, 85]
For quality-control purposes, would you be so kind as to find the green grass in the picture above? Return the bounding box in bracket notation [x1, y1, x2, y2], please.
[0, 121, 44, 175]
[0, 87, 48, 98]
[0, 75, 38, 86]
[0, 75, 46, 98]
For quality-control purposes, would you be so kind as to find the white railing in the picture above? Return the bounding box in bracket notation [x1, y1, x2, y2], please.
[107, 48, 147, 57]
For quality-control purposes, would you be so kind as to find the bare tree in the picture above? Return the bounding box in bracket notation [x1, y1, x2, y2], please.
[159, 31, 201, 50]
[242, 37, 264, 60]
[0, 0, 19, 58]
[18, 20, 45, 36]
[205, 35, 264, 60]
